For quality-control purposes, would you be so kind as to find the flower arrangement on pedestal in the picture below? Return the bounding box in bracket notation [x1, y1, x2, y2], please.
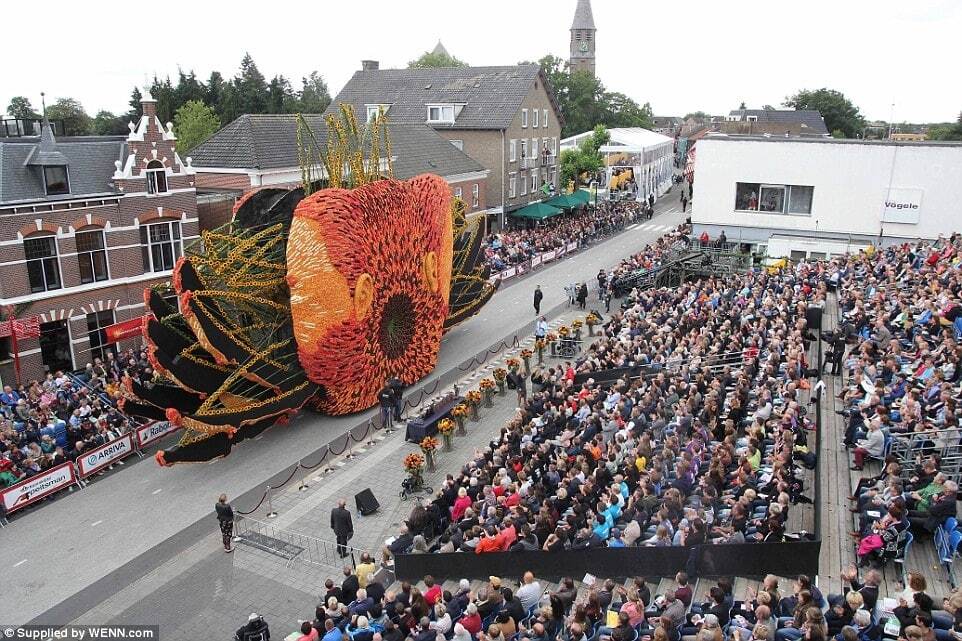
[479, 378, 496, 406]
[493, 368, 508, 393]
[519, 349, 533, 373]
[546, 332, 558, 357]
[451, 403, 468, 434]
[506, 357, 522, 373]
[420, 436, 438, 471]
[437, 418, 455, 451]
[534, 338, 546, 364]
[465, 390, 482, 420]
[403, 452, 425, 486]
[586, 312, 601, 336]
[572, 319, 584, 341]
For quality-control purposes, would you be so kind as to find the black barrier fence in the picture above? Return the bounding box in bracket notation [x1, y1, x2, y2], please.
[395, 539, 820, 582]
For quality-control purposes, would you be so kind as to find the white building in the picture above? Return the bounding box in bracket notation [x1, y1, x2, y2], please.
[561, 127, 674, 204]
[691, 136, 962, 260]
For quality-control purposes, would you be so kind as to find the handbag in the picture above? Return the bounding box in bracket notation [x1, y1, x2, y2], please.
[857, 533, 883, 556]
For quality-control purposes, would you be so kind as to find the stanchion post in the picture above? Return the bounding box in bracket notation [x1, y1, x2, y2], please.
[266, 485, 278, 518]
[366, 418, 377, 447]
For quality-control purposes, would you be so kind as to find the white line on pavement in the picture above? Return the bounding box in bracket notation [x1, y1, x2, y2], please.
[625, 224, 638, 230]
[91, 520, 103, 527]
[152, 488, 163, 495]
[13, 559, 27, 567]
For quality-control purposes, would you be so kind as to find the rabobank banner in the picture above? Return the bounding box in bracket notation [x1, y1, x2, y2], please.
[135, 421, 179, 448]
[882, 188, 923, 224]
[1, 462, 76, 513]
[77, 434, 135, 478]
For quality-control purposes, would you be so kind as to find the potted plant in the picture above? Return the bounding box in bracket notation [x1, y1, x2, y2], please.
[586, 312, 601, 336]
[534, 338, 547, 365]
[465, 390, 482, 420]
[438, 418, 455, 451]
[547, 331, 558, 356]
[493, 368, 508, 394]
[420, 436, 439, 472]
[506, 357, 522, 373]
[572, 319, 584, 342]
[479, 378, 496, 407]
[403, 452, 425, 488]
[451, 403, 468, 435]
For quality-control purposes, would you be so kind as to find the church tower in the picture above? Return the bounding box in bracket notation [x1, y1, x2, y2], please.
[569, 0, 596, 75]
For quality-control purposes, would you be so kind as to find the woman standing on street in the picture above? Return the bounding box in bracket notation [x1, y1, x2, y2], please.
[216, 493, 235, 553]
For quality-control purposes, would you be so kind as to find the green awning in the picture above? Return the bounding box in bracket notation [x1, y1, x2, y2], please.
[545, 194, 581, 210]
[510, 202, 563, 220]
[571, 189, 592, 204]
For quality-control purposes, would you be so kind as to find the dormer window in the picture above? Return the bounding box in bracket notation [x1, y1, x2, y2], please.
[366, 104, 391, 122]
[43, 166, 69, 195]
[427, 105, 456, 123]
[146, 160, 168, 195]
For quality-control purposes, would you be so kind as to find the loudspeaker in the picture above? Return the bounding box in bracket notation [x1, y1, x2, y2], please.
[805, 305, 823, 331]
[355, 488, 380, 516]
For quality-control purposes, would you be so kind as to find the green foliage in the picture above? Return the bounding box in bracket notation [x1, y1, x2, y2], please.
[683, 111, 708, 120]
[530, 55, 651, 137]
[173, 101, 221, 153]
[92, 111, 129, 135]
[45, 98, 92, 136]
[128, 87, 143, 121]
[408, 51, 468, 68]
[7, 96, 39, 119]
[560, 125, 609, 187]
[298, 72, 332, 113]
[783, 88, 866, 138]
[928, 121, 962, 141]
[831, 129, 846, 139]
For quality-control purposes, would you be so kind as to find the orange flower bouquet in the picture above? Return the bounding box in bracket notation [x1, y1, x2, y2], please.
[451, 403, 469, 434]
[438, 418, 455, 451]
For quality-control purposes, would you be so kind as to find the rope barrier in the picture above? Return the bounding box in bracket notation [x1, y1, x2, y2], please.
[299, 449, 329, 470]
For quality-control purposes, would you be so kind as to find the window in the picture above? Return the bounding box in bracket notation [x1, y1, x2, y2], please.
[509, 139, 517, 162]
[734, 182, 813, 215]
[543, 110, 548, 128]
[521, 109, 528, 128]
[366, 104, 390, 122]
[450, 139, 464, 151]
[532, 109, 539, 128]
[454, 186, 463, 200]
[509, 173, 517, 198]
[520, 139, 528, 166]
[790, 250, 807, 262]
[43, 166, 69, 195]
[87, 310, 117, 362]
[146, 160, 168, 195]
[140, 221, 182, 273]
[427, 105, 455, 123]
[520, 171, 527, 195]
[76, 229, 109, 284]
[472, 184, 479, 208]
[747, 115, 758, 122]
[551, 137, 557, 154]
[24, 235, 62, 293]
[531, 168, 539, 193]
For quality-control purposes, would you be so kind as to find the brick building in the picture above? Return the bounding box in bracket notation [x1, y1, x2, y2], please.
[328, 62, 564, 229]
[0, 93, 198, 383]
[190, 114, 489, 231]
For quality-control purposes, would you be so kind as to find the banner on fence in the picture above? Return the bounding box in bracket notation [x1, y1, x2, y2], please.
[567, 242, 578, 252]
[557, 245, 567, 257]
[77, 434, 135, 478]
[531, 255, 543, 268]
[542, 250, 557, 262]
[500, 267, 516, 280]
[517, 261, 529, 275]
[1, 462, 77, 513]
[135, 421, 178, 448]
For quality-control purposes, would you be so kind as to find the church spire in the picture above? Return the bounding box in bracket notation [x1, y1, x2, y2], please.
[571, 0, 595, 30]
[569, 0, 597, 75]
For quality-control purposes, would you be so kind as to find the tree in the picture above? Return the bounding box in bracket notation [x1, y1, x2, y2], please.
[297, 71, 331, 113]
[783, 88, 866, 139]
[45, 98, 92, 136]
[762, 104, 776, 111]
[235, 53, 269, 114]
[7, 96, 39, 120]
[739, 101, 747, 110]
[266, 75, 297, 114]
[683, 111, 708, 121]
[127, 87, 143, 122]
[408, 50, 467, 68]
[831, 129, 846, 139]
[604, 93, 653, 130]
[560, 125, 609, 187]
[92, 111, 129, 135]
[173, 101, 221, 153]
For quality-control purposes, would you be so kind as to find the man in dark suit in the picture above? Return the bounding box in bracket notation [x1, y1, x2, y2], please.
[331, 498, 353, 558]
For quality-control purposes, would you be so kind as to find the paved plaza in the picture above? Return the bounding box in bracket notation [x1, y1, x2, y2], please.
[2, 205, 687, 629]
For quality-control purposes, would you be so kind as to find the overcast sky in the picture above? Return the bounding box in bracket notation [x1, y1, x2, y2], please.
[4, 0, 960, 124]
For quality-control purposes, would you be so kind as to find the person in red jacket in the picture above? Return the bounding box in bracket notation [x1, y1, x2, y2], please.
[451, 487, 472, 521]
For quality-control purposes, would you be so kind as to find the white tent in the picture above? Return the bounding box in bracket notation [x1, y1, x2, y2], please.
[561, 127, 675, 203]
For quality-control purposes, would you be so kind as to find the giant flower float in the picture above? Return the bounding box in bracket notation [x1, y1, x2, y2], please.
[120, 108, 497, 464]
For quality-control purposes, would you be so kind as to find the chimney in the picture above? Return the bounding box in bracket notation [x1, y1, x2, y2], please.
[141, 90, 157, 119]
[361, 60, 379, 71]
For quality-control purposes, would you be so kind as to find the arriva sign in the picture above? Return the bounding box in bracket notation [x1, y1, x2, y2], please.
[882, 188, 923, 223]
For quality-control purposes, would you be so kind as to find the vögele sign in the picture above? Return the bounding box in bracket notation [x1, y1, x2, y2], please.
[882, 187, 923, 223]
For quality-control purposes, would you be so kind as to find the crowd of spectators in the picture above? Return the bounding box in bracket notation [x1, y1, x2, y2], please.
[377, 223, 820, 578]
[819, 236, 962, 565]
[0, 347, 153, 488]
[484, 201, 642, 273]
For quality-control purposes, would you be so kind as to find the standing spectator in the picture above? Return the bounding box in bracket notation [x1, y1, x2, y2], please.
[378, 383, 395, 430]
[533, 286, 543, 316]
[577, 283, 588, 310]
[235, 613, 270, 641]
[535, 316, 548, 340]
[331, 498, 354, 558]
[509, 369, 527, 408]
[216, 494, 235, 553]
[388, 377, 405, 422]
